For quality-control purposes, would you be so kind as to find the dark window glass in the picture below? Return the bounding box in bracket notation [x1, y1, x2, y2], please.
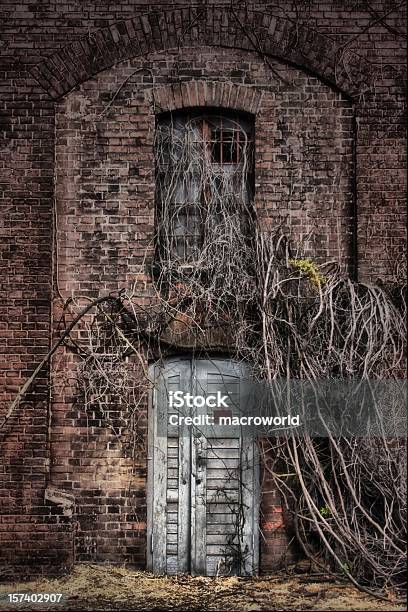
[155, 110, 254, 264]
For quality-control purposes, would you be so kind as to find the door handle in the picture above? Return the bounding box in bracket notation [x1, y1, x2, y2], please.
[197, 454, 207, 468]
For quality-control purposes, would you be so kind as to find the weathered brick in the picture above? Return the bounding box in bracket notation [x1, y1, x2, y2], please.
[0, 0, 405, 575]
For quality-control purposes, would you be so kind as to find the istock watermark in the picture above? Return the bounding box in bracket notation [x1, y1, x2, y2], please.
[168, 413, 300, 427]
[161, 379, 407, 438]
[169, 390, 229, 408]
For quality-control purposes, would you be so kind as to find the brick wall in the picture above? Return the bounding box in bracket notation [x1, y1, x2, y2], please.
[0, 1, 406, 574]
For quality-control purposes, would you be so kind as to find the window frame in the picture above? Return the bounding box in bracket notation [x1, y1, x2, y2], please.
[154, 108, 255, 268]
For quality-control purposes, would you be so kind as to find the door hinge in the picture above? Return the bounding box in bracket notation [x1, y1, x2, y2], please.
[150, 533, 154, 553]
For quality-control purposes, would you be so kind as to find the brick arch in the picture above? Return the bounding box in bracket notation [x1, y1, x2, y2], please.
[29, 7, 371, 100]
[149, 81, 263, 115]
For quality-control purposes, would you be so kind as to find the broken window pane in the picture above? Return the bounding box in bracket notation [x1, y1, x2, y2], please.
[155, 110, 254, 265]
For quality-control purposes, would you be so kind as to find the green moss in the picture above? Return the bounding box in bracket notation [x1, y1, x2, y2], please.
[319, 505, 331, 518]
[288, 258, 326, 287]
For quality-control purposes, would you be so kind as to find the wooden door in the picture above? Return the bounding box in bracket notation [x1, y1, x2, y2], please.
[147, 356, 259, 576]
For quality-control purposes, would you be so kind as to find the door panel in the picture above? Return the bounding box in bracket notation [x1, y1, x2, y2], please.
[147, 356, 259, 576]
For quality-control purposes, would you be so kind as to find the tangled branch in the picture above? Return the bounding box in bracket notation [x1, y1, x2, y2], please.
[3, 116, 406, 597]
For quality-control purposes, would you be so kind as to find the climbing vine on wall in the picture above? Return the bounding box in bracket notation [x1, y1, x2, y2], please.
[2, 117, 406, 598]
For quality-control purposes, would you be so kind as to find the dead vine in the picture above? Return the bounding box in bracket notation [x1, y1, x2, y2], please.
[3, 114, 406, 598]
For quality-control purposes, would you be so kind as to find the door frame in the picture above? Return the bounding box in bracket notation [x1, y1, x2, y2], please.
[146, 354, 260, 575]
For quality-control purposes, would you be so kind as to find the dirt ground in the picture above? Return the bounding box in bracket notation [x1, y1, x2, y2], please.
[0, 564, 405, 612]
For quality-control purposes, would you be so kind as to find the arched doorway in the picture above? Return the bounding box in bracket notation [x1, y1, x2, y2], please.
[147, 355, 259, 576]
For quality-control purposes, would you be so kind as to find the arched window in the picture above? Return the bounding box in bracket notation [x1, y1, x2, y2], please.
[155, 110, 254, 266]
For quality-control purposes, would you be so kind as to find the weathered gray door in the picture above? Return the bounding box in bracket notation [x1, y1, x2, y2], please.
[147, 356, 259, 576]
